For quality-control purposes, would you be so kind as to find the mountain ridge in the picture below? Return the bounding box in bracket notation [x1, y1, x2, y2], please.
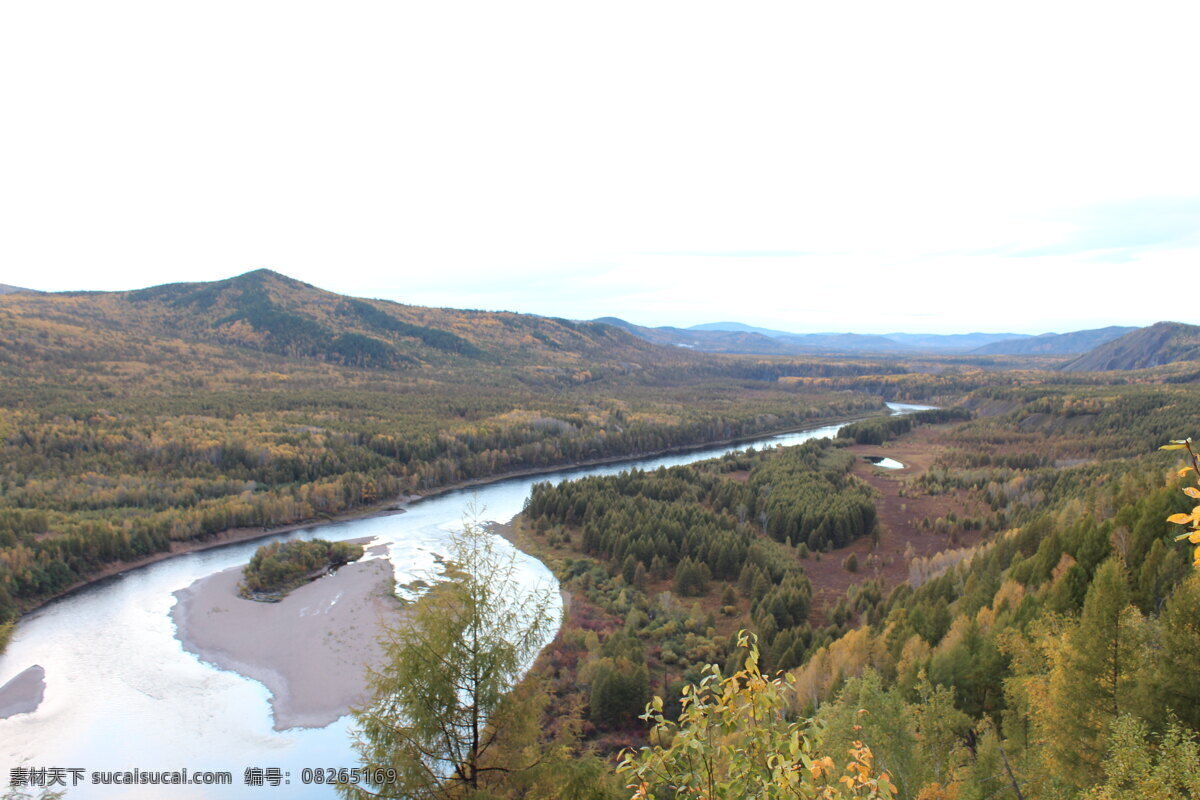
[0, 269, 680, 375]
[601, 317, 1133, 357]
[1061, 321, 1200, 372]
[973, 325, 1138, 355]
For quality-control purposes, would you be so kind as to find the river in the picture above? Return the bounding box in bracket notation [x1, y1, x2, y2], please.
[0, 403, 928, 798]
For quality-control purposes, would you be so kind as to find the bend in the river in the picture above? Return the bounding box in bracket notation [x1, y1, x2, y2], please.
[0, 402, 930, 798]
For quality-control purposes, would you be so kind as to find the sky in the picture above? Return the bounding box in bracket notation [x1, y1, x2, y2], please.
[2, 1, 1198, 335]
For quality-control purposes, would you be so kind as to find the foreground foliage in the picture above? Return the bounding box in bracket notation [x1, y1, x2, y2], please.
[619, 632, 897, 800]
[1160, 436, 1200, 569]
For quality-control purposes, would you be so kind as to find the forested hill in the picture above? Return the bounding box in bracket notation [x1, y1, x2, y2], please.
[0, 269, 673, 371]
[1062, 321, 1200, 371]
[0, 284, 35, 295]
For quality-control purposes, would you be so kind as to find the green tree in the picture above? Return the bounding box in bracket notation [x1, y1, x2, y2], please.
[815, 670, 921, 798]
[817, 670, 973, 800]
[1083, 715, 1200, 800]
[673, 557, 711, 597]
[588, 656, 649, 728]
[1153, 572, 1200, 731]
[1045, 558, 1148, 789]
[342, 516, 560, 800]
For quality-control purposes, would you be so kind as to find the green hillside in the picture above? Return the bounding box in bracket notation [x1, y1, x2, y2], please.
[1062, 321, 1200, 371]
[2, 268, 668, 372]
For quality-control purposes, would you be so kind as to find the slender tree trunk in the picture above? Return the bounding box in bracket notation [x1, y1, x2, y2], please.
[1111, 608, 1120, 719]
[997, 738, 1025, 800]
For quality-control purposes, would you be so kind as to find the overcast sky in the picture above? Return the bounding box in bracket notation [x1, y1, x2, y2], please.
[2, 1, 1197, 334]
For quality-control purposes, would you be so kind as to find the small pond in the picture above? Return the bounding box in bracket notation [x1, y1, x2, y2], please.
[864, 456, 904, 469]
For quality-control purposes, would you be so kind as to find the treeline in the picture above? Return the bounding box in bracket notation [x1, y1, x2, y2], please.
[0, 470, 401, 602]
[837, 406, 972, 445]
[529, 438, 878, 561]
[909, 386, 1200, 526]
[777, 354, 1200, 404]
[733, 443, 879, 550]
[952, 384, 1200, 461]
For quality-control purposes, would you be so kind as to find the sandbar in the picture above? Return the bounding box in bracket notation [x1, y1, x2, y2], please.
[171, 558, 405, 730]
[0, 664, 45, 719]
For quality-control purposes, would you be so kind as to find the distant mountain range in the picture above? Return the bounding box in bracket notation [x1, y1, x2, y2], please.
[595, 318, 1140, 358]
[972, 326, 1138, 355]
[1061, 322, 1200, 372]
[7, 275, 1193, 374]
[685, 321, 1028, 351]
[885, 332, 1035, 350]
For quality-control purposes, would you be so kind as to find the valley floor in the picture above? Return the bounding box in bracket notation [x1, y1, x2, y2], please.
[807, 426, 990, 623]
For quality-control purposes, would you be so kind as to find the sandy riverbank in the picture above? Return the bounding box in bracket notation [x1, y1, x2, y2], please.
[0, 664, 45, 719]
[170, 557, 406, 730]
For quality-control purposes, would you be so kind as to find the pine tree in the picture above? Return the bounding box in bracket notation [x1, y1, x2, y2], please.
[620, 554, 637, 584]
[1154, 572, 1200, 731]
[1046, 558, 1148, 788]
[632, 561, 648, 591]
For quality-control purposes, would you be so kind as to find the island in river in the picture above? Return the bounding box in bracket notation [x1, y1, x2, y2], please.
[170, 547, 405, 730]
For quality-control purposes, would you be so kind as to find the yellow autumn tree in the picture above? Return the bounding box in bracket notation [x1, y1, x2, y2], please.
[1160, 437, 1200, 569]
[617, 632, 897, 800]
